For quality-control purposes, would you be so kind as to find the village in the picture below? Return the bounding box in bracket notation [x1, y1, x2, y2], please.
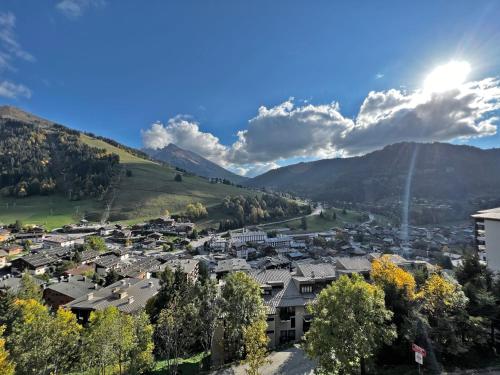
[0, 209, 475, 352]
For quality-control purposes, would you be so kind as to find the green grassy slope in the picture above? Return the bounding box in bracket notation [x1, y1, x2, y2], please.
[0, 134, 255, 229]
[80, 135, 255, 224]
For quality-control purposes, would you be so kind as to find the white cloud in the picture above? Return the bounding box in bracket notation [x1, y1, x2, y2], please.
[0, 12, 34, 71]
[375, 73, 384, 79]
[141, 116, 229, 166]
[142, 77, 500, 177]
[56, 0, 106, 18]
[0, 12, 33, 99]
[0, 80, 31, 99]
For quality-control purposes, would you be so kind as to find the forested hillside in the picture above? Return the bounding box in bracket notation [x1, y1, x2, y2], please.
[0, 116, 119, 200]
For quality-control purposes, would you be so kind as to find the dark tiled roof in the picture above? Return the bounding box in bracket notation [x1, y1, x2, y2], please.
[66, 277, 160, 314]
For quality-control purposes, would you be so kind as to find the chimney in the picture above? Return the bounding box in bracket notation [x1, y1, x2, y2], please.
[128, 296, 134, 304]
[87, 293, 94, 300]
[94, 283, 99, 289]
[148, 281, 154, 288]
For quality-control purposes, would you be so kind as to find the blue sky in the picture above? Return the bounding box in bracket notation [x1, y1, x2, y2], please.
[1, 1, 500, 175]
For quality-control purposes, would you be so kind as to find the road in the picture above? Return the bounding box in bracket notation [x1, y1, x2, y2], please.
[256, 204, 323, 229]
[211, 346, 315, 375]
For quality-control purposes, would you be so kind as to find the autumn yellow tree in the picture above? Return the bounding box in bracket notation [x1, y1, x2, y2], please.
[371, 256, 416, 299]
[243, 319, 270, 375]
[0, 325, 15, 375]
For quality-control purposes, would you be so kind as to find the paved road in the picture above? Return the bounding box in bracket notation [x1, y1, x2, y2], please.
[211, 346, 315, 375]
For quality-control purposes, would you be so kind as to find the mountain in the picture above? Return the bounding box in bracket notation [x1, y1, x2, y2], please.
[0, 106, 254, 229]
[246, 142, 500, 221]
[143, 143, 247, 184]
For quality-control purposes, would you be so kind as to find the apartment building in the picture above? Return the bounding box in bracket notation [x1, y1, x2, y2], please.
[472, 207, 500, 271]
[250, 262, 336, 348]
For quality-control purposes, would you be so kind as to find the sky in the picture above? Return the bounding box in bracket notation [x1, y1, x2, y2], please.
[1, 1, 500, 176]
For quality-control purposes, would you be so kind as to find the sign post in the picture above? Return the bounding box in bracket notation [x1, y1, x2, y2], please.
[412, 344, 426, 374]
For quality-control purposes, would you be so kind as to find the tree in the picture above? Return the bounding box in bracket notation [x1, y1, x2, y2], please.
[154, 300, 198, 374]
[243, 319, 270, 375]
[196, 279, 221, 355]
[0, 326, 15, 375]
[129, 312, 155, 375]
[84, 235, 107, 252]
[83, 306, 125, 374]
[174, 173, 183, 182]
[185, 202, 208, 220]
[17, 273, 42, 302]
[301, 216, 307, 230]
[221, 272, 266, 360]
[371, 255, 416, 300]
[417, 273, 478, 361]
[9, 300, 81, 375]
[305, 274, 396, 375]
[105, 268, 120, 286]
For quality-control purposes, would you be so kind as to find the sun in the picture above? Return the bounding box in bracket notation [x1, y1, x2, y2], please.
[423, 60, 471, 93]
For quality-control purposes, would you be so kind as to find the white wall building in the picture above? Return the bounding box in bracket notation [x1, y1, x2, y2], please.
[230, 229, 267, 244]
[472, 208, 500, 271]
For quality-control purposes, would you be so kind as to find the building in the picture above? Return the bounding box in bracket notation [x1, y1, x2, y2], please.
[44, 234, 85, 248]
[472, 207, 500, 270]
[163, 258, 200, 283]
[0, 228, 11, 242]
[250, 262, 336, 348]
[264, 236, 292, 249]
[43, 275, 100, 309]
[1, 244, 23, 256]
[214, 258, 251, 279]
[12, 252, 59, 275]
[0, 250, 7, 268]
[335, 256, 372, 276]
[230, 229, 267, 244]
[66, 277, 161, 323]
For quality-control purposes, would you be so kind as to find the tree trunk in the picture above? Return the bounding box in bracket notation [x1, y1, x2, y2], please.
[360, 357, 366, 375]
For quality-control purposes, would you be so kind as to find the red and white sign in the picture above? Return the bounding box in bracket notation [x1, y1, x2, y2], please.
[412, 343, 426, 357]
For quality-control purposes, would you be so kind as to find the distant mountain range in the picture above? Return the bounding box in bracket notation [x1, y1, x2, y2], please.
[246, 142, 500, 209]
[143, 143, 247, 184]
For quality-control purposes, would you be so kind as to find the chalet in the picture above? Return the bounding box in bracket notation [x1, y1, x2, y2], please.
[12, 252, 59, 275]
[335, 256, 372, 276]
[66, 277, 161, 323]
[0, 228, 11, 242]
[163, 258, 200, 283]
[43, 275, 100, 309]
[0, 250, 7, 268]
[214, 258, 251, 279]
[1, 244, 23, 256]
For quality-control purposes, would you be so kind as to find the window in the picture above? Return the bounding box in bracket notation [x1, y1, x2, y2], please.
[301, 285, 313, 293]
[291, 316, 295, 328]
[266, 330, 274, 335]
[279, 306, 295, 321]
[266, 316, 275, 322]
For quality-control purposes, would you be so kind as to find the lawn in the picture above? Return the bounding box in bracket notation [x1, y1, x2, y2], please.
[150, 352, 209, 375]
[260, 208, 368, 234]
[0, 194, 100, 230]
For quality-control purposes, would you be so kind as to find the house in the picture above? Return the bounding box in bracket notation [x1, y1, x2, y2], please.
[250, 262, 336, 348]
[43, 275, 100, 309]
[163, 258, 200, 283]
[0, 228, 11, 243]
[214, 258, 251, 279]
[66, 277, 161, 323]
[335, 256, 372, 276]
[11, 252, 60, 275]
[44, 234, 86, 248]
[0, 250, 8, 268]
[1, 244, 23, 256]
[94, 254, 121, 276]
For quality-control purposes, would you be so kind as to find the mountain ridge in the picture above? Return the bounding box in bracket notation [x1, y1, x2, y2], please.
[143, 143, 247, 183]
